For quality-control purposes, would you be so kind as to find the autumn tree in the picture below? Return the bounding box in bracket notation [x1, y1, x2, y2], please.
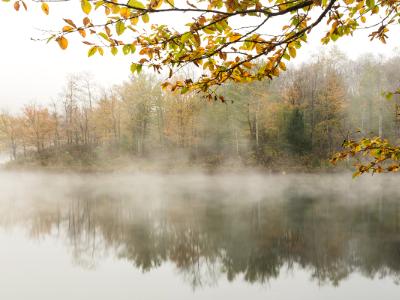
[93, 92, 122, 145]
[0, 112, 22, 160]
[5, 0, 400, 174]
[3, 0, 396, 93]
[22, 104, 55, 153]
[2, 52, 400, 170]
[119, 75, 159, 155]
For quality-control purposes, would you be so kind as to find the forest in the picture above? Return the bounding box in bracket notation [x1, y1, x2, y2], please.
[1, 48, 400, 171]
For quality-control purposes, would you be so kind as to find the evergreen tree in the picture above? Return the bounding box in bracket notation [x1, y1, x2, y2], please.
[285, 108, 311, 155]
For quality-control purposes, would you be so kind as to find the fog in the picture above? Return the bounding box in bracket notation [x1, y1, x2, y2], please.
[0, 171, 398, 208]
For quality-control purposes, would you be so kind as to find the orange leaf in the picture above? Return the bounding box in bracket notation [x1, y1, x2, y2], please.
[41, 3, 49, 15]
[57, 36, 68, 50]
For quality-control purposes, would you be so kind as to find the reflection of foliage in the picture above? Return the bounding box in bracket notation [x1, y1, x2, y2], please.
[2, 180, 400, 288]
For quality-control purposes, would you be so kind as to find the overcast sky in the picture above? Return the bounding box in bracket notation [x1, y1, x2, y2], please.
[0, 1, 399, 112]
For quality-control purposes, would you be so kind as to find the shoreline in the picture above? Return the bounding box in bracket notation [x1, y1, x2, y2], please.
[1, 157, 345, 175]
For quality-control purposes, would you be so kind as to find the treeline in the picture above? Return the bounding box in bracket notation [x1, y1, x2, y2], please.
[1, 48, 400, 170]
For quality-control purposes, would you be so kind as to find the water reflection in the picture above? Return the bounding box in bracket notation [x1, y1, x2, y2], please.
[0, 172, 400, 289]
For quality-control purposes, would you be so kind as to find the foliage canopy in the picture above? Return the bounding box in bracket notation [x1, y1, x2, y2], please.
[4, 0, 398, 95]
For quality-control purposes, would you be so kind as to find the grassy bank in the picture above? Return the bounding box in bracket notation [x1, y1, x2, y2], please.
[2, 144, 343, 174]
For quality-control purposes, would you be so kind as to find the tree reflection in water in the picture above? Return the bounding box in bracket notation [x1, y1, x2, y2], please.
[0, 172, 399, 289]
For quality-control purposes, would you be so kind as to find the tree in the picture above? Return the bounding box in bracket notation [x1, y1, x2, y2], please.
[5, 0, 398, 94]
[5, 0, 400, 174]
[284, 108, 311, 155]
[0, 112, 22, 160]
[331, 137, 400, 176]
[2, 53, 400, 170]
[119, 75, 158, 155]
[22, 103, 54, 153]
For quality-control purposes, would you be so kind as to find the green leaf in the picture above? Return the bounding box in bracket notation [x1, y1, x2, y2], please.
[111, 47, 118, 56]
[288, 47, 296, 58]
[88, 46, 97, 57]
[116, 21, 126, 36]
[95, 1, 104, 10]
[98, 32, 110, 42]
[130, 63, 137, 73]
[142, 13, 150, 23]
[180, 32, 191, 44]
[366, 0, 375, 9]
[385, 92, 394, 100]
[123, 44, 131, 55]
[331, 34, 339, 41]
[130, 63, 142, 74]
[181, 86, 189, 94]
[127, 0, 145, 9]
[46, 35, 55, 44]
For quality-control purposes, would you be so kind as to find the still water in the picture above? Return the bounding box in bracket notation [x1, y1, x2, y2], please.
[0, 171, 399, 299]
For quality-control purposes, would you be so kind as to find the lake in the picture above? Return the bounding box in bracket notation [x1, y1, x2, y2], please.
[0, 171, 399, 299]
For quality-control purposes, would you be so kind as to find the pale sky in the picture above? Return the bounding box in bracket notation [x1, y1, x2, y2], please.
[0, 1, 399, 112]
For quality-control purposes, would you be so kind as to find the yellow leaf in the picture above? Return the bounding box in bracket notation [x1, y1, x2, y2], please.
[161, 82, 170, 90]
[127, 0, 145, 9]
[111, 47, 118, 56]
[57, 36, 68, 50]
[81, 0, 92, 15]
[229, 33, 242, 42]
[88, 46, 97, 57]
[288, 46, 296, 58]
[279, 61, 286, 71]
[203, 27, 215, 34]
[120, 7, 130, 19]
[41, 3, 49, 15]
[142, 13, 150, 23]
[243, 61, 252, 69]
[116, 21, 126, 35]
[130, 17, 139, 25]
[372, 6, 379, 14]
[111, 4, 120, 14]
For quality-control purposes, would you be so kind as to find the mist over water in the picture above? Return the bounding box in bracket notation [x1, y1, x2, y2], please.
[0, 171, 400, 299]
[0, 171, 397, 205]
